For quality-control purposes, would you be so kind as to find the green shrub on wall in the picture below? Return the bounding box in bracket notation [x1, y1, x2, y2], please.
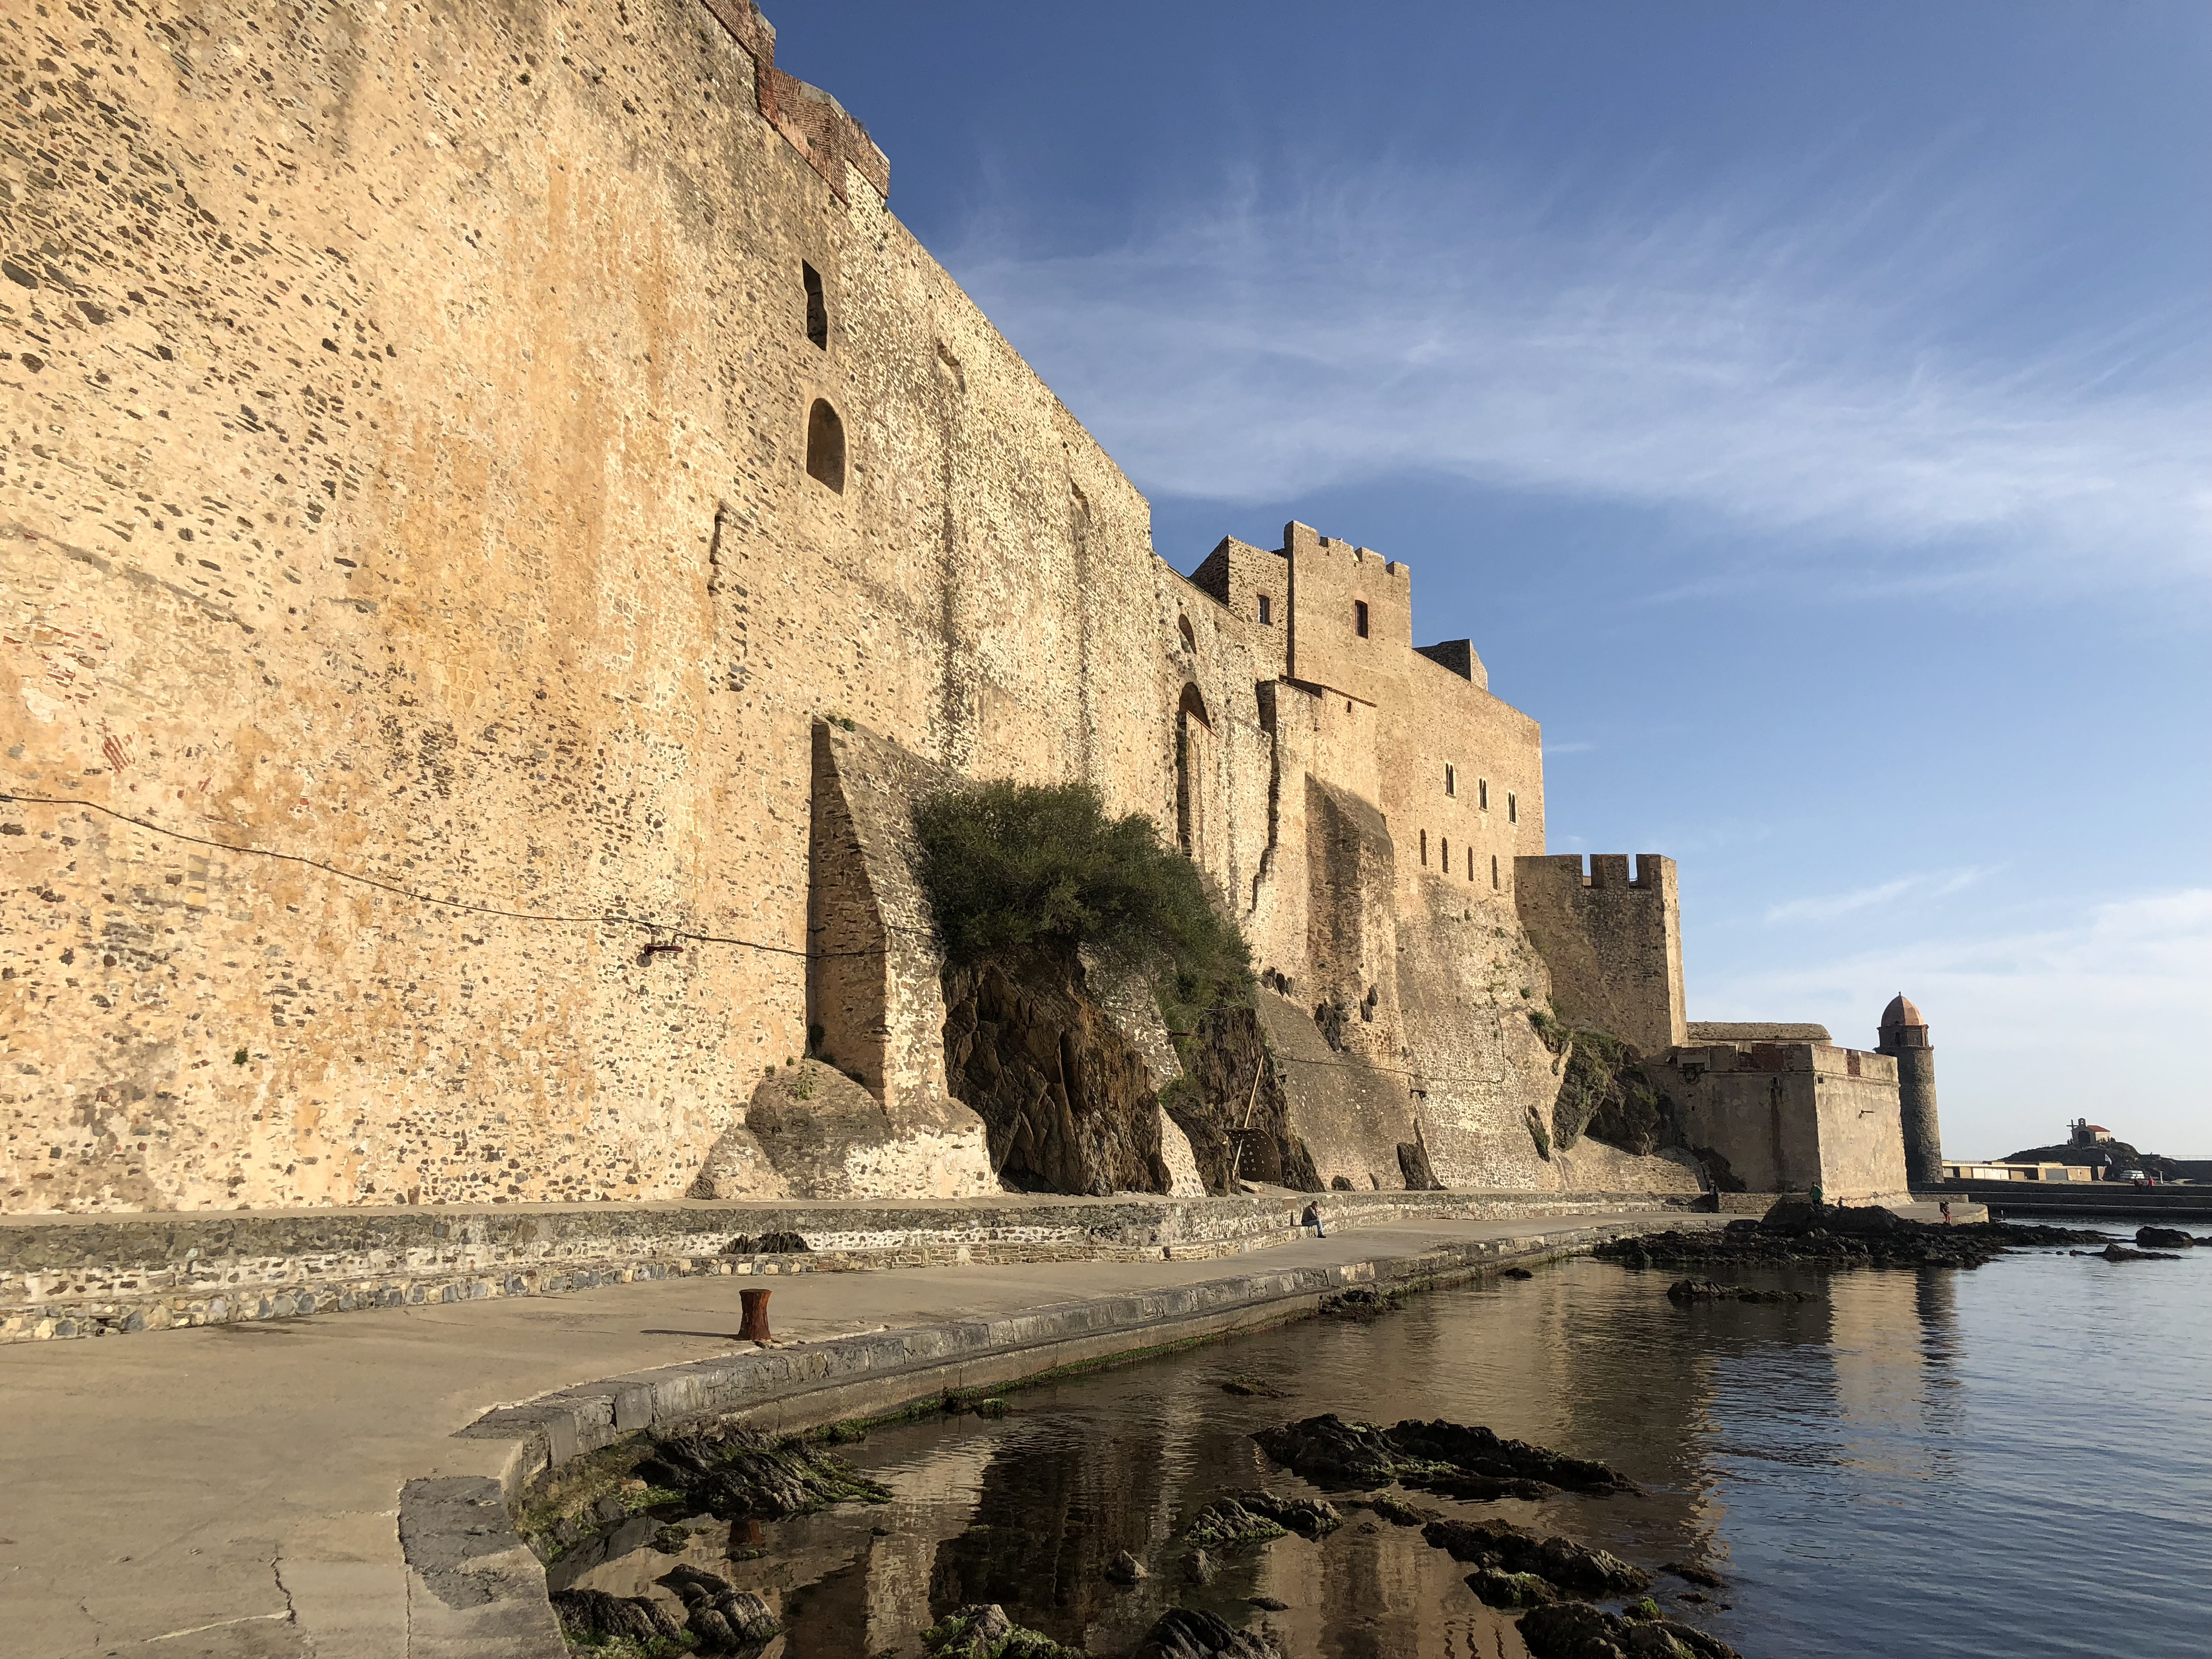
[913, 781, 1251, 1030]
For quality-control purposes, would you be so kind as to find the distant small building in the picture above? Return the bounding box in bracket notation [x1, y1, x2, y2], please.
[2070, 1118, 2114, 1147]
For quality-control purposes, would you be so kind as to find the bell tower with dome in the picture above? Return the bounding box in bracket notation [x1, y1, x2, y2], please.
[1876, 995, 1944, 1190]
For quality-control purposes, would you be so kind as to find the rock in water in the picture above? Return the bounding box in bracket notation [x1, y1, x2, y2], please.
[549, 1589, 685, 1647]
[1518, 1600, 1740, 1659]
[1660, 1561, 1724, 1588]
[1422, 1519, 1651, 1596]
[1185, 1497, 1289, 1550]
[1466, 1568, 1560, 1608]
[1129, 1608, 1284, 1658]
[1228, 1490, 1342, 1537]
[657, 1564, 781, 1648]
[2136, 1227, 2193, 1249]
[1251, 1414, 1400, 1484]
[924, 1604, 1088, 1658]
[2099, 1243, 2179, 1261]
[1390, 1418, 1639, 1495]
[1319, 1287, 1396, 1320]
[636, 1424, 891, 1519]
[1666, 1280, 1818, 1305]
[1185, 1548, 1221, 1585]
[1105, 1549, 1149, 1584]
[1252, 1413, 1635, 1496]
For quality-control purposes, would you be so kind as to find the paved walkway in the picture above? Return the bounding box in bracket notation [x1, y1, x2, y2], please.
[0, 1211, 1684, 1659]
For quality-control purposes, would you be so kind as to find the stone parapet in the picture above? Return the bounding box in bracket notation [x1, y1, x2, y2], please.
[0, 1188, 1700, 1343]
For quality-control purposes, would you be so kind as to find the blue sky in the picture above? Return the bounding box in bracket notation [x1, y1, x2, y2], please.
[774, 2, 2210, 1158]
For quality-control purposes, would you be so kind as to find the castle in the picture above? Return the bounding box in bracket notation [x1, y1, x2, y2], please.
[0, 0, 1935, 1214]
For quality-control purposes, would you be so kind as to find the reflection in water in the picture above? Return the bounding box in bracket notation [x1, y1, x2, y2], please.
[570, 1244, 2211, 1659]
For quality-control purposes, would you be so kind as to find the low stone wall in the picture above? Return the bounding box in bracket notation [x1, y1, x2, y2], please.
[1938, 1181, 2212, 1219]
[1, 1188, 1699, 1343]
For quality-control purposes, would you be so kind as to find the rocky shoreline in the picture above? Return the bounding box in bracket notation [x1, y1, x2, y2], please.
[544, 1402, 1749, 1659]
[1595, 1200, 2111, 1272]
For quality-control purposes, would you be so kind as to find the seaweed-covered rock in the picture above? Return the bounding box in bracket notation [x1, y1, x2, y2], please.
[1345, 1494, 1439, 1528]
[1422, 1519, 1651, 1597]
[1518, 1600, 1739, 1659]
[1186, 1497, 1288, 1550]
[1466, 1568, 1560, 1608]
[1129, 1608, 1284, 1659]
[2136, 1227, 2194, 1249]
[923, 1603, 1088, 1659]
[549, 1588, 685, 1647]
[635, 1423, 891, 1519]
[1228, 1490, 1342, 1538]
[658, 1564, 780, 1651]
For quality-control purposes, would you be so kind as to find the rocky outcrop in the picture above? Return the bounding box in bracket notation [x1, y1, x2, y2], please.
[549, 1588, 687, 1650]
[2085, 1243, 2180, 1262]
[1129, 1609, 1284, 1659]
[1167, 1001, 1322, 1193]
[1519, 1600, 1740, 1659]
[1421, 1518, 1651, 1597]
[924, 1604, 1087, 1658]
[1666, 1280, 1818, 1305]
[1252, 1413, 1635, 1497]
[632, 1423, 891, 1519]
[941, 948, 1173, 1196]
[659, 1565, 781, 1653]
[1598, 1208, 2109, 1271]
[2136, 1227, 2197, 1249]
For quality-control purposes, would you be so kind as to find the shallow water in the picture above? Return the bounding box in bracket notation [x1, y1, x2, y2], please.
[566, 1225, 2212, 1658]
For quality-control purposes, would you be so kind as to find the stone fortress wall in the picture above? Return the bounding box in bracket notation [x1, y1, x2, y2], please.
[0, 0, 1922, 1215]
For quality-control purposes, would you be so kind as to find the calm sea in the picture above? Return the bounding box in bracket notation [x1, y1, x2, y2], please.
[566, 1222, 2212, 1658]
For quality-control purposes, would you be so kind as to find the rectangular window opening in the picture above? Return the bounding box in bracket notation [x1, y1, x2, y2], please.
[1420, 827, 1428, 867]
[1354, 599, 1369, 638]
[1478, 778, 1489, 811]
[1258, 593, 1272, 625]
[1467, 847, 1474, 881]
[802, 262, 828, 349]
[1507, 792, 1517, 824]
[1444, 764, 1455, 796]
[1491, 854, 1500, 890]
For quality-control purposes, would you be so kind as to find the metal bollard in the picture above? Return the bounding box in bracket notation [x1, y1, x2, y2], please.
[739, 1287, 773, 1344]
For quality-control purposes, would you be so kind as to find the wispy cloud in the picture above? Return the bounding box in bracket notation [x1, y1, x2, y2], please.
[951, 160, 2211, 596]
[1699, 888, 2212, 1155]
[1765, 866, 1996, 924]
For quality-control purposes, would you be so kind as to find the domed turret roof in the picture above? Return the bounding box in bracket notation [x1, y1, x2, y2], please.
[1879, 993, 1925, 1028]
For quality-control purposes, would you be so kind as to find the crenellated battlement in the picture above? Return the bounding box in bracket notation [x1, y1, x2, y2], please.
[1515, 854, 1686, 1055]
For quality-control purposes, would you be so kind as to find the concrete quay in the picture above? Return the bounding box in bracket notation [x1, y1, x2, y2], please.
[0, 1207, 1702, 1659]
